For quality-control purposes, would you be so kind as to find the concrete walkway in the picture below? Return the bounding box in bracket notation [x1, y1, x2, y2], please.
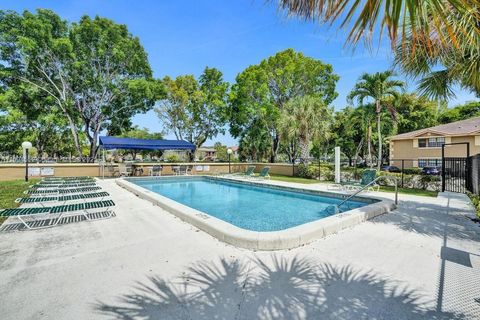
[0, 179, 479, 319]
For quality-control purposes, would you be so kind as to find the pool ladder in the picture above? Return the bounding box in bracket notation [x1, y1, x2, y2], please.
[330, 175, 399, 214]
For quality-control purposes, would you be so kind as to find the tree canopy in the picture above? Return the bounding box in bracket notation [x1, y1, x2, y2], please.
[0, 9, 160, 161]
[229, 48, 338, 162]
[348, 71, 404, 169]
[278, 95, 333, 161]
[155, 67, 229, 158]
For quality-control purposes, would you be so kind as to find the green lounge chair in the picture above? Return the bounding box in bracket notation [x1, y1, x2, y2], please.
[16, 192, 110, 204]
[244, 166, 256, 177]
[340, 169, 379, 191]
[38, 179, 94, 185]
[252, 166, 270, 180]
[238, 166, 256, 176]
[35, 179, 95, 185]
[25, 186, 102, 195]
[43, 176, 92, 181]
[231, 165, 255, 177]
[222, 165, 255, 177]
[31, 182, 96, 189]
[0, 200, 115, 230]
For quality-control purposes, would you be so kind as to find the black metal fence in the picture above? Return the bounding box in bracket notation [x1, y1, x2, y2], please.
[468, 154, 480, 195]
[442, 157, 469, 193]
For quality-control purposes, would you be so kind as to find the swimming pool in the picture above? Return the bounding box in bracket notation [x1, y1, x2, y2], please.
[118, 176, 393, 250]
[127, 176, 370, 231]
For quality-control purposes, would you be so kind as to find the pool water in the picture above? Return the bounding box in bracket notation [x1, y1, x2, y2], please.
[129, 177, 370, 232]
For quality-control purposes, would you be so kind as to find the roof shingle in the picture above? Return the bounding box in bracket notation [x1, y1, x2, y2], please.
[389, 117, 480, 140]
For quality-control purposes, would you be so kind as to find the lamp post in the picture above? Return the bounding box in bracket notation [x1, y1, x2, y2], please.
[227, 148, 233, 173]
[22, 141, 32, 182]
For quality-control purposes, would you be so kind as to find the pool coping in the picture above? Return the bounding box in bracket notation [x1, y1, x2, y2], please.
[116, 176, 396, 250]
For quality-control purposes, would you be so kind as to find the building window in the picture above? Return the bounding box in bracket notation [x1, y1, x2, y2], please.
[418, 158, 441, 167]
[418, 137, 445, 148]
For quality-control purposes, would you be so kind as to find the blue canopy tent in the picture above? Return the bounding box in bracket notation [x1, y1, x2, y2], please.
[98, 136, 196, 178]
[99, 136, 196, 151]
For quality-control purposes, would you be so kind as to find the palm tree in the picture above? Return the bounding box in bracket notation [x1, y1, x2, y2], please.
[275, 1, 478, 49]
[278, 95, 333, 162]
[275, 1, 479, 101]
[348, 71, 404, 170]
[394, 8, 480, 100]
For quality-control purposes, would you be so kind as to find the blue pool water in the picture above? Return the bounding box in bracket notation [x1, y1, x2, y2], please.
[129, 177, 370, 232]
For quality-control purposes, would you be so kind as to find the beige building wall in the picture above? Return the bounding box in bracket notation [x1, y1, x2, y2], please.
[0, 164, 101, 181]
[389, 134, 480, 168]
[0, 162, 300, 181]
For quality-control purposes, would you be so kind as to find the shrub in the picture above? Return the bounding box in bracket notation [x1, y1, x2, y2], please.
[165, 153, 180, 162]
[376, 171, 441, 191]
[466, 192, 480, 219]
[402, 168, 422, 175]
[419, 175, 441, 189]
[296, 163, 333, 181]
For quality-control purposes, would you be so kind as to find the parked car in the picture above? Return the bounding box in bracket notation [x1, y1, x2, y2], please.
[381, 165, 401, 173]
[422, 166, 441, 175]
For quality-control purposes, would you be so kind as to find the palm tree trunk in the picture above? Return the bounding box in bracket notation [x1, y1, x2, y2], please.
[376, 100, 382, 171]
[299, 138, 309, 162]
[367, 125, 372, 168]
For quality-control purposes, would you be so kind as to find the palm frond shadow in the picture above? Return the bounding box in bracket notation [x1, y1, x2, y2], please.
[372, 200, 480, 241]
[94, 255, 464, 319]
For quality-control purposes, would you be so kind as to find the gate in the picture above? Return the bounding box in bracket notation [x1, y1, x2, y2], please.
[441, 143, 470, 193]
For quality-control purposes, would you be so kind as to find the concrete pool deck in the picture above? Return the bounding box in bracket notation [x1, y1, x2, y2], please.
[1, 178, 479, 319]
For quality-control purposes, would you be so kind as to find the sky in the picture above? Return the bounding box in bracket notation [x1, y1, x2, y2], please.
[4, 0, 478, 146]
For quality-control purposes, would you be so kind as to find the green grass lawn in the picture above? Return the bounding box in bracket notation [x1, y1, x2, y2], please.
[0, 178, 40, 225]
[378, 186, 438, 197]
[269, 174, 438, 197]
[270, 174, 321, 184]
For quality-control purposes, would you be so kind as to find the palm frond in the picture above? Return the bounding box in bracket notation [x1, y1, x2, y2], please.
[417, 69, 456, 100]
[276, 0, 479, 49]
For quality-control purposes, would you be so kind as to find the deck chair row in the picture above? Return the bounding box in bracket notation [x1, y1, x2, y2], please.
[0, 200, 115, 230]
[31, 182, 96, 189]
[16, 191, 110, 204]
[26, 186, 102, 195]
[43, 176, 93, 181]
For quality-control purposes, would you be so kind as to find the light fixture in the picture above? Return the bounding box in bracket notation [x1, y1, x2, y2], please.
[22, 141, 32, 182]
[227, 148, 233, 173]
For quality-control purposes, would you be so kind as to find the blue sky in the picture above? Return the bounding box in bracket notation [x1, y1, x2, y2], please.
[5, 0, 478, 146]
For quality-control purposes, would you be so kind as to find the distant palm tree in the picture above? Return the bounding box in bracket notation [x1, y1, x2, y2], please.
[278, 95, 332, 161]
[348, 71, 404, 170]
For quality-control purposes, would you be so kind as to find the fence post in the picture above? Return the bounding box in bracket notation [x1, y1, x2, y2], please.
[401, 159, 404, 188]
[466, 143, 471, 192]
[441, 145, 445, 192]
[318, 158, 321, 180]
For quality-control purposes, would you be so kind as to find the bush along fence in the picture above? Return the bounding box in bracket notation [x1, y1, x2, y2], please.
[294, 161, 442, 192]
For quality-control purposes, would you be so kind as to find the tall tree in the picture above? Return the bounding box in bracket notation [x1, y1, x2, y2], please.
[331, 106, 362, 166]
[437, 101, 480, 124]
[0, 85, 77, 159]
[348, 71, 404, 170]
[213, 142, 228, 162]
[229, 49, 338, 162]
[238, 119, 271, 162]
[394, 94, 438, 133]
[278, 95, 333, 161]
[155, 67, 229, 158]
[0, 10, 158, 161]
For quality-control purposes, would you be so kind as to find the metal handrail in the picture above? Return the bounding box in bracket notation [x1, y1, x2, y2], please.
[336, 175, 398, 211]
